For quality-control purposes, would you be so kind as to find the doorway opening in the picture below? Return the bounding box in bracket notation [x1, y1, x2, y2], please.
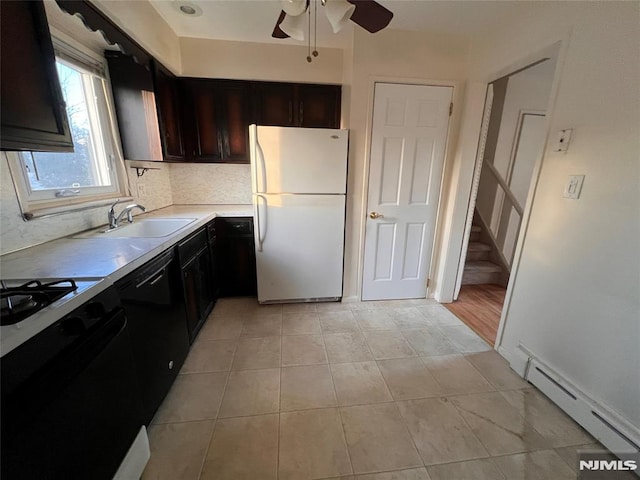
[447, 56, 558, 345]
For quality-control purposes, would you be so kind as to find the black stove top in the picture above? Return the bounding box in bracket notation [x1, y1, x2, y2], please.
[0, 279, 78, 326]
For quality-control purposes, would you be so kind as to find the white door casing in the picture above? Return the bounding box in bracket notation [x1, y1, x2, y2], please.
[362, 83, 453, 300]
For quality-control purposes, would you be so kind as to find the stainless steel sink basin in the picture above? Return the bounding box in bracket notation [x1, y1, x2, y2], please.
[73, 218, 197, 238]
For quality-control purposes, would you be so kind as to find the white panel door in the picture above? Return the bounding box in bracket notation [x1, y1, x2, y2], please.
[254, 193, 345, 303]
[251, 125, 348, 194]
[362, 83, 452, 300]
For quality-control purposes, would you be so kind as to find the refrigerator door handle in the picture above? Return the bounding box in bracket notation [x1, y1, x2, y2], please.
[255, 194, 267, 252]
[256, 142, 267, 193]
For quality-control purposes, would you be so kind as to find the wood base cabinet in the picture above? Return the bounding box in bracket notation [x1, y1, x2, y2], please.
[178, 228, 215, 342]
[216, 217, 257, 297]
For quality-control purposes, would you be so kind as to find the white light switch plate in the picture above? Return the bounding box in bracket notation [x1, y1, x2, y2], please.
[563, 175, 584, 199]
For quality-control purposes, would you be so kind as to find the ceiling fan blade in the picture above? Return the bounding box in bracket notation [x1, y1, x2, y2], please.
[272, 10, 290, 39]
[346, 0, 393, 33]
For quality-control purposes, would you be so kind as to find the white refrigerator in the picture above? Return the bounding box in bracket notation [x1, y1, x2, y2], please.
[249, 124, 349, 304]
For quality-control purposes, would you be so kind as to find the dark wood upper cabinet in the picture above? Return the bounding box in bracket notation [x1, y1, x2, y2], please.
[298, 84, 341, 128]
[254, 83, 297, 127]
[253, 82, 341, 129]
[1, 0, 73, 152]
[153, 61, 185, 161]
[106, 51, 162, 161]
[182, 79, 251, 163]
[183, 80, 223, 162]
[219, 82, 251, 162]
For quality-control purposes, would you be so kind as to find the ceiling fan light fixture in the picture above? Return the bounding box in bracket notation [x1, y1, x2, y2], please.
[325, 0, 355, 33]
[281, 0, 308, 16]
[280, 13, 306, 41]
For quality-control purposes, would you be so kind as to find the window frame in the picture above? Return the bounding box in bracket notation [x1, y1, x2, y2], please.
[6, 37, 131, 219]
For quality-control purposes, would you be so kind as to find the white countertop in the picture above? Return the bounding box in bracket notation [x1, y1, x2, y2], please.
[0, 204, 252, 355]
[0, 204, 252, 281]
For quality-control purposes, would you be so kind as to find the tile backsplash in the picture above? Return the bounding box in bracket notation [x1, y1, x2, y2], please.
[170, 163, 251, 205]
[0, 156, 251, 255]
[0, 155, 173, 255]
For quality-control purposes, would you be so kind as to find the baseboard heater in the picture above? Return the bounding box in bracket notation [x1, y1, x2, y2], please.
[516, 346, 640, 457]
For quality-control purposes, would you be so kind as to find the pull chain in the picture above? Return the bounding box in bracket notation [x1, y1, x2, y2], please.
[306, 2, 312, 62]
[312, 0, 318, 58]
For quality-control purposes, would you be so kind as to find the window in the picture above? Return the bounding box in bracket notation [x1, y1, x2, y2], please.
[7, 42, 129, 217]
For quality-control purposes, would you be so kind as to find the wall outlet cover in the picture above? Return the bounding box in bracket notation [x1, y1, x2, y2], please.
[554, 129, 573, 153]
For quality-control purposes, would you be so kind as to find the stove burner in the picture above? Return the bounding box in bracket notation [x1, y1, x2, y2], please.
[0, 279, 78, 326]
[1, 294, 38, 314]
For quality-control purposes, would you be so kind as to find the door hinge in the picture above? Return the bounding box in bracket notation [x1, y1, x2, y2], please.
[426, 278, 431, 288]
[449, 103, 453, 116]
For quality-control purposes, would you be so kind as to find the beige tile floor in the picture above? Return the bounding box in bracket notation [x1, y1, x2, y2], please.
[142, 297, 604, 480]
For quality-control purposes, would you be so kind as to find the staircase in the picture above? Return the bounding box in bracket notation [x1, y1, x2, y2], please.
[462, 225, 505, 285]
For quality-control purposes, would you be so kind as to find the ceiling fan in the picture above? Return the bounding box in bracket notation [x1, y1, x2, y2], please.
[272, 0, 393, 61]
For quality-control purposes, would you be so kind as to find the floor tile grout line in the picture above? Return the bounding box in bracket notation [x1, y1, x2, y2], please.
[329, 362, 356, 477]
[196, 418, 218, 480]
[388, 398, 428, 468]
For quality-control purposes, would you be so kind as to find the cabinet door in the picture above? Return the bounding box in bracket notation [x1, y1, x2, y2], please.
[298, 84, 341, 128]
[254, 83, 297, 127]
[184, 80, 223, 162]
[0, 1, 73, 152]
[153, 61, 185, 161]
[218, 218, 257, 297]
[106, 51, 163, 161]
[219, 82, 251, 163]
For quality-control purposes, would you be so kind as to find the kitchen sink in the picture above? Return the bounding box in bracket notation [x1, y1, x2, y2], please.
[73, 218, 198, 239]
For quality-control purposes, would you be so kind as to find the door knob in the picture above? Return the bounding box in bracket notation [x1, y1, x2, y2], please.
[369, 212, 384, 219]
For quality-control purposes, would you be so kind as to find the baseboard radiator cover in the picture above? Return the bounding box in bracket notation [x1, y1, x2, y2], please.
[514, 347, 640, 456]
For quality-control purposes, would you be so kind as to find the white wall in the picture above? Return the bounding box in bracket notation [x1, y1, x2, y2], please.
[492, 59, 556, 179]
[475, 58, 556, 263]
[180, 37, 343, 83]
[342, 27, 469, 301]
[463, 2, 639, 435]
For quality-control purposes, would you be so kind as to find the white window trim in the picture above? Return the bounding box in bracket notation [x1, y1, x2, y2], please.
[6, 36, 132, 221]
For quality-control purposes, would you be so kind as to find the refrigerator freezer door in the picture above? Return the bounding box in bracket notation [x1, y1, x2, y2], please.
[251, 125, 348, 194]
[254, 194, 345, 303]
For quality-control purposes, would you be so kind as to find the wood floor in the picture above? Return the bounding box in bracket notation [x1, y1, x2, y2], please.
[444, 284, 507, 346]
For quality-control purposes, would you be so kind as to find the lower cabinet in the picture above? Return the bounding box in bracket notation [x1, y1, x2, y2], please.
[113, 218, 256, 424]
[216, 217, 257, 297]
[115, 249, 190, 425]
[178, 228, 215, 342]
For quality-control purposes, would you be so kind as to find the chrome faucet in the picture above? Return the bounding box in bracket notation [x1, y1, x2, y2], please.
[108, 200, 146, 229]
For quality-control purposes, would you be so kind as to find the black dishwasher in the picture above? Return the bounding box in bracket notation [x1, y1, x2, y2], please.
[115, 249, 190, 424]
[1, 287, 144, 480]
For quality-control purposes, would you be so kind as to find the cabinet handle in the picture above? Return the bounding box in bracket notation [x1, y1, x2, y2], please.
[168, 360, 174, 370]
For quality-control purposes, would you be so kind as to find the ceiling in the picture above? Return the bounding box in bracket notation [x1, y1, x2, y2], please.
[148, 0, 541, 49]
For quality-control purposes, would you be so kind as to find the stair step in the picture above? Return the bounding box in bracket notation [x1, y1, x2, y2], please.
[462, 260, 503, 285]
[468, 242, 491, 252]
[464, 261, 502, 273]
[466, 242, 491, 261]
[469, 225, 482, 242]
